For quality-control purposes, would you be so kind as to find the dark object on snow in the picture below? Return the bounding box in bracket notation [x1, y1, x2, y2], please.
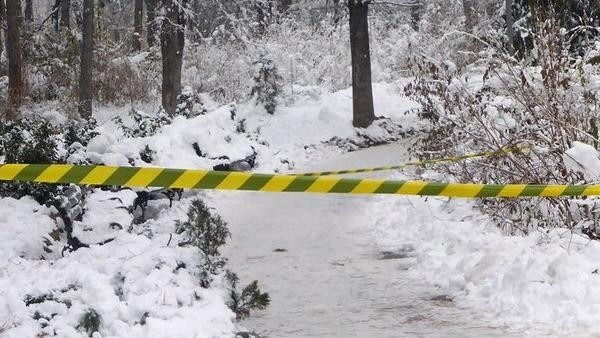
[47, 185, 87, 253]
[132, 188, 183, 223]
[193, 142, 231, 162]
[379, 248, 415, 260]
[213, 148, 257, 172]
[78, 309, 101, 337]
[109, 222, 123, 230]
[583, 226, 600, 241]
[192, 142, 205, 158]
[47, 185, 114, 254]
[379, 251, 411, 260]
[430, 294, 454, 305]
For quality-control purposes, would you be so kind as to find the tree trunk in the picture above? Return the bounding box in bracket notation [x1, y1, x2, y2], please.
[6, 0, 24, 120]
[463, 0, 476, 32]
[0, 0, 5, 66]
[52, 0, 59, 31]
[145, 0, 157, 47]
[60, 0, 69, 28]
[161, 0, 185, 116]
[278, 0, 292, 13]
[348, 0, 375, 128]
[24, 0, 32, 22]
[133, 0, 143, 51]
[410, 0, 422, 31]
[78, 0, 93, 119]
[332, 0, 343, 26]
[254, 2, 268, 36]
[505, 0, 515, 54]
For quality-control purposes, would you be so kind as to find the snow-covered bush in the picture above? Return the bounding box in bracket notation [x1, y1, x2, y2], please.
[0, 116, 102, 203]
[511, 0, 600, 58]
[175, 86, 207, 118]
[0, 117, 62, 203]
[24, 22, 160, 108]
[183, 15, 414, 104]
[2, 192, 237, 337]
[175, 199, 270, 318]
[77, 309, 101, 337]
[64, 118, 99, 148]
[391, 0, 503, 73]
[0, 117, 59, 164]
[139, 144, 156, 164]
[251, 52, 282, 114]
[176, 199, 230, 283]
[26, 29, 79, 103]
[113, 108, 172, 138]
[225, 273, 271, 320]
[406, 16, 600, 236]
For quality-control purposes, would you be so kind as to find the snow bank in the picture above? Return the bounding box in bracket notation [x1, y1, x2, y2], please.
[564, 141, 600, 182]
[0, 197, 55, 261]
[369, 179, 600, 335]
[0, 193, 235, 338]
[88, 82, 420, 173]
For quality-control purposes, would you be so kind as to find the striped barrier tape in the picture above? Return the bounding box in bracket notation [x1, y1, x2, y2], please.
[0, 163, 598, 198]
[296, 145, 531, 176]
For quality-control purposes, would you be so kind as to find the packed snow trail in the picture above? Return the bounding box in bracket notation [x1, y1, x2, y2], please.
[209, 143, 515, 337]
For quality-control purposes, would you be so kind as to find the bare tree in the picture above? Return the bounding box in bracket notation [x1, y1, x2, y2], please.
[161, 0, 187, 115]
[78, 0, 93, 118]
[52, 0, 59, 31]
[505, 0, 515, 54]
[410, 0, 422, 31]
[278, 0, 292, 13]
[24, 0, 32, 22]
[145, 0, 157, 47]
[60, 0, 70, 28]
[332, 0, 343, 26]
[6, 0, 24, 120]
[133, 0, 143, 51]
[0, 0, 5, 65]
[348, 0, 375, 128]
[254, 1, 273, 36]
[463, 0, 476, 32]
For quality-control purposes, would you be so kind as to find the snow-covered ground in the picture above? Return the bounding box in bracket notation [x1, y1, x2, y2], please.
[212, 143, 512, 337]
[371, 179, 600, 336]
[213, 142, 600, 337]
[0, 191, 236, 338]
[2, 82, 600, 337]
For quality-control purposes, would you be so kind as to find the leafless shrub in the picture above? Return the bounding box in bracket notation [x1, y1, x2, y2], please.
[94, 48, 160, 105]
[0, 318, 14, 334]
[405, 15, 600, 237]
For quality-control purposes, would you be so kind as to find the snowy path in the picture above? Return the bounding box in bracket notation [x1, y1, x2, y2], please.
[210, 143, 513, 337]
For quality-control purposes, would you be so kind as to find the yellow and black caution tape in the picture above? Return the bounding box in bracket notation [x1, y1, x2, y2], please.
[0, 163, 597, 198]
[297, 145, 531, 176]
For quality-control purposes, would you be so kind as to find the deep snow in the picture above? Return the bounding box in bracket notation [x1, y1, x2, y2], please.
[0, 191, 236, 338]
[2, 82, 600, 337]
[371, 179, 600, 336]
